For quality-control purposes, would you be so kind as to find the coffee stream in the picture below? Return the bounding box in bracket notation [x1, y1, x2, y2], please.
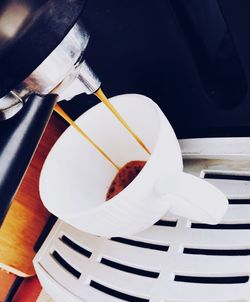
[54, 88, 150, 170]
[54, 103, 120, 170]
[54, 88, 150, 199]
[94, 88, 151, 155]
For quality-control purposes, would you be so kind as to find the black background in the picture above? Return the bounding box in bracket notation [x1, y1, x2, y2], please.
[60, 0, 250, 138]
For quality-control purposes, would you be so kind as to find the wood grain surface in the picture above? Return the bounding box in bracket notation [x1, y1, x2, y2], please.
[0, 269, 16, 301]
[13, 276, 42, 302]
[0, 113, 67, 277]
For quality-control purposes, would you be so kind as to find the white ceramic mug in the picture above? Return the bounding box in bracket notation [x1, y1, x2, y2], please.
[40, 94, 228, 237]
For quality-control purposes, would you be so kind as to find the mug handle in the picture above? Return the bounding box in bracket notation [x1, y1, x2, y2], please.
[155, 172, 228, 224]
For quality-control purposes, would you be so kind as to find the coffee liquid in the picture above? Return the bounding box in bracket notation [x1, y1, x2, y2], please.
[54, 103, 120, 170]
[54, 88, 150, 170]
[95, 88, 151, 155]
[106, 160, 146, 200]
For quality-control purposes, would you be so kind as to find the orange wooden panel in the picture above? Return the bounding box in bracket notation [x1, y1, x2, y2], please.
[0, 113, 67, 277]
[0, 270, 16, 301]
[13, 276, 42, 302]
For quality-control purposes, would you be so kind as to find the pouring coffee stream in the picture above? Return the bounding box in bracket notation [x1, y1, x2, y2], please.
[54, 103, 120, 170]
[94, 88, 151, 155]
[54, 88, 151, 170]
